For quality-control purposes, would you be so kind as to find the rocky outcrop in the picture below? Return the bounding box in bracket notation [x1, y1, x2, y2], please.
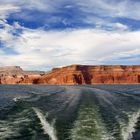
[0, 66, 23, 76]
[0, 66, 44, 84]
[0, 65, 140, 84]
[0, 74, 42, 84]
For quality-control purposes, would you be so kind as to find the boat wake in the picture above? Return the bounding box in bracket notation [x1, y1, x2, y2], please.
[121, 111, 140, 140]
[1, 85, 140, 140]
[33, 107, 58, 140]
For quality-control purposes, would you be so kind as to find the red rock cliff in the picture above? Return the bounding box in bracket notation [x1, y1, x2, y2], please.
[1, 65, 140, 84]
[37, 65, 140, 84]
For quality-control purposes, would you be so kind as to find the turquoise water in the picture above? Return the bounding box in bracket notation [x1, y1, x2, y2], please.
[0, 85, 140, 140]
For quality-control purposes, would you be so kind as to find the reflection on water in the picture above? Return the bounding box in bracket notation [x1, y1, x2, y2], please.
[0, 85, 140, 140]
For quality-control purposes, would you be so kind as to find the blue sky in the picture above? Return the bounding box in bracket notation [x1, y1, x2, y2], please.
[0, 0, 140, 70]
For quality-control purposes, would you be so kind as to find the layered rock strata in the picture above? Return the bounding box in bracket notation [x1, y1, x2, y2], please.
[1, 65, 140, 84]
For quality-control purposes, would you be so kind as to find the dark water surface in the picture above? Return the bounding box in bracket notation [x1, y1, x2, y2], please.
[0, 85, 140, 140]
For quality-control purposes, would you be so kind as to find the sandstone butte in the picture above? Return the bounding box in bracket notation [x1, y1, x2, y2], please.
[0, 65, 140, 84]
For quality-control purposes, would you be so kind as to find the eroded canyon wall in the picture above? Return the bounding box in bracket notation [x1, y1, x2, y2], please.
[0, 65, 140, 84]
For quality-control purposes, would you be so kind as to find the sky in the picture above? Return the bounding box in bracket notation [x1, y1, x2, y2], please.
[0, 0, 140, 70]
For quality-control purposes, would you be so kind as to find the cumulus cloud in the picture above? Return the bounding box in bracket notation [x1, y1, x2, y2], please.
[0, 22, 140, 70]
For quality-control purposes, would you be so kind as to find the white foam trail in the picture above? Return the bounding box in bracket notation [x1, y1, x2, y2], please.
[33, 107, 57, 140]
[13, 97, 21, 102]
[121, 111, 140, 140]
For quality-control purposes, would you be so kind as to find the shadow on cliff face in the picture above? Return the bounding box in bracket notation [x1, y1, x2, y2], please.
[32, 78, 40, 84]
[138, 75, 140, 83]
[81, 70, 92, 84]
[73, 69, 92, 84]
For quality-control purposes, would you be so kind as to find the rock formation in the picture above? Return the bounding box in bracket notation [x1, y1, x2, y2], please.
[37, 65, 140, 84]
[0, 65, 140, 84]
[0, 66, 44, 84]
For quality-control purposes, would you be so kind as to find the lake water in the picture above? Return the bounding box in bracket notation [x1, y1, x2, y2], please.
[0, 85, 140, 140]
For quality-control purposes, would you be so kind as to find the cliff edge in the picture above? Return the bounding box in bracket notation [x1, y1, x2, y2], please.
[0, 65, 140, 84]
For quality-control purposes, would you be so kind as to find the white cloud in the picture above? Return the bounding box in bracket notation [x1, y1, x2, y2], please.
[0, 22, 140, 70]
[0, 0, 140, 70]
[114, 23, 128, 31]
[77, 0, 140, 20]
[0, 0, 139, 32]
[1, 0, 140, 24]
[95, 21, 128, 31]
[0, 4, 20, 19]
[0, 0, 66, 13]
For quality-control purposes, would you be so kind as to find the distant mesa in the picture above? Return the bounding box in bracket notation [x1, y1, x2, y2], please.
[0, 66, 23, 73]
[0, 65, 140, 84]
